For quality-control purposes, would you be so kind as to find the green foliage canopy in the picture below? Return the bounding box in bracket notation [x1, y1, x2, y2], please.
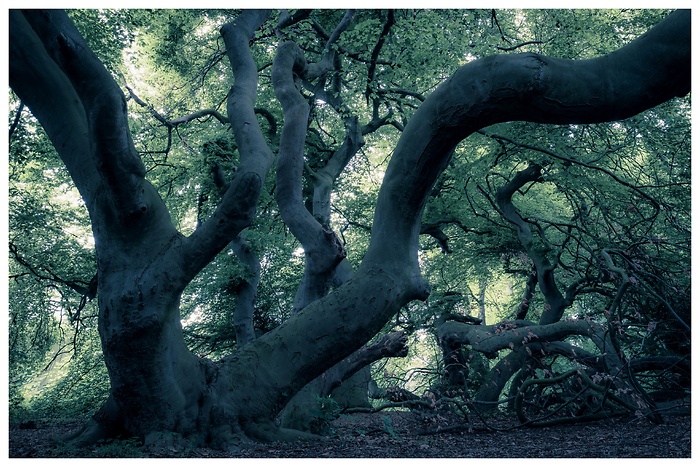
[8, 8, 689, 420]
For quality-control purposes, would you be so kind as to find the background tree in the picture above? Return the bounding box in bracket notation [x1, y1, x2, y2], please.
[8, 8, 690, 448]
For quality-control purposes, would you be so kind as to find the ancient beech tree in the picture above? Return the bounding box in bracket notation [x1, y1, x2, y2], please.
[8, 9, 690, 447]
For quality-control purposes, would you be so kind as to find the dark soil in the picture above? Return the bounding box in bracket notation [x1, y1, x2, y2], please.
[8, 411, 691, 458]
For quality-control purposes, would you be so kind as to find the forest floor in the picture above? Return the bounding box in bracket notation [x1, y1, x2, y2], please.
[8, 410, 691, 458]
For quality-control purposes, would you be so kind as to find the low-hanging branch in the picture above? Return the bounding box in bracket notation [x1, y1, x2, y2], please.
[8, 7, 689, 448]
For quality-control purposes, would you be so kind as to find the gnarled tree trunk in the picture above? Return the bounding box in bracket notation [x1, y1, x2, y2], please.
[9, 8, 690, 448]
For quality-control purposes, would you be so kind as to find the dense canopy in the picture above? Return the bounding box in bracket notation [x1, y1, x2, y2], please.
[8, 8, 690, 453]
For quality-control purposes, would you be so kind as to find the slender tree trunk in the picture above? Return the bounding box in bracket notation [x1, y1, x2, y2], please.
[494, 162, 573, 324]
[477, 278, 487, 324]
[230, 235, 259, 346]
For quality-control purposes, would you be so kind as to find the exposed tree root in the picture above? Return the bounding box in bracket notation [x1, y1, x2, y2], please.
[55, 397, 126, 447]
[55, 418, 118, 448]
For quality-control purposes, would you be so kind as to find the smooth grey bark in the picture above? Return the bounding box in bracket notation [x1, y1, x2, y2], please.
[365, 9, 690, 283]
[439, 319, 608, 355]
[229, 234, 259, 346]
[275, 9, 394, 314]
[9, 8, 690, 447]
[274, 11, 357, 314]
[208, 162, 260, 348]
[279, 331, 408, 431]
[495, 163, 565, 323]
[273, 41, 348, 313]
[319, 331, 409, 397]
[273, 12, 398, 426]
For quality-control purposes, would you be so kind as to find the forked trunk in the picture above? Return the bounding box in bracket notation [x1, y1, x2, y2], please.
[9, 8, 690, 450]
